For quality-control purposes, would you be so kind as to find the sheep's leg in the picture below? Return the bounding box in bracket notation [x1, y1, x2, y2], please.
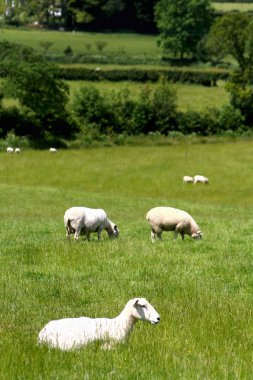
[174, 231, 179, 240]
[74, 226, 81, 240]
[180, 232, 185, 240]
[97, 229, 103, 241]
[157, 231, 162, 241]
[151, 229, 156, 243]
[66, 227, 70, 239]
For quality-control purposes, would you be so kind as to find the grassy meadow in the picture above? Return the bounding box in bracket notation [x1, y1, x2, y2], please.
[213, 2, 253, 12]
[1, 142, 253, 379]
[0, 28, 160, 58]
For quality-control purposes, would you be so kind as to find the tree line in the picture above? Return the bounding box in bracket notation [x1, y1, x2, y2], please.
[2, 0, 158, 33]
[1, 1, 253, 146]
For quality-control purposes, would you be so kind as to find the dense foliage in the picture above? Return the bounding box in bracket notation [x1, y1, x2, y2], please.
[155, 0, 214, 60]
[0, 40, 251, 148]
[0, 40, 74, 143]
[2, 0, 158, 32]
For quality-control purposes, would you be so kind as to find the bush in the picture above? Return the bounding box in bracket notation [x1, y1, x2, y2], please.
[63, 46, 73, 56]
[109, 88, 136, 134]
[56, 66, 229, 85]
[218, 105, 245, 132]
[152, 77, 178, 133]
[72, 86, 114, 134]
[0, 131, 31, 151]
[0, 105, 40, 138]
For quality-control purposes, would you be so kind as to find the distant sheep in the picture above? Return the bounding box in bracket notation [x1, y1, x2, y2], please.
[6, 147, 14, 153]
[193, 175, 209, 184]
[15, 148, 21, 153]
[64, 206, 119, 241]
[38, 297, 160, 350]
[49, 148, 57, 153]
[146, 206, 202, 242]
[183, 176, 193, 183]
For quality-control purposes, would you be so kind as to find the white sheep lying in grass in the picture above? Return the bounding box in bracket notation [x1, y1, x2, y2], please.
[146, 206, 202, 242]
[183, 175, 193, 183]
[193, 175, 209, 184]
[64, 206, 119, 241]
[38, 297, 160, 350]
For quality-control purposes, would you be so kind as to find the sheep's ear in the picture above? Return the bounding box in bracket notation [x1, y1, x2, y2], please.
[134, 299, 139, 306]
[114, 225, 118, 231]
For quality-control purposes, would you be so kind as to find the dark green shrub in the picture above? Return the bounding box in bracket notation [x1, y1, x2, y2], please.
[132, 86, 155, 134]
[56, 66, 229, 85]
[64, 46, 73, 56]
[109, 88, 136, 134]
[218, 105, 245, 132]
[72, 86, 114, 133]
[95, 41, 107, 53]
[0, 106, 40, 138]
[178, 110, 203, 135]
[152, 77, 178, 133]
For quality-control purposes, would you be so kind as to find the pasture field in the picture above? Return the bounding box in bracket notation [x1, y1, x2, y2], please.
[0, 28, 160, 58]
[213, 2, 253, 12]
[1, 142, 253, 379]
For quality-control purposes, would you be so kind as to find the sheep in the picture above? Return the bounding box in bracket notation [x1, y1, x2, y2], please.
[193, 175, 209, 184]
[6, 147, 14, 153]
[15, 148, 21, 153]
[146, 206, 202, 242]
[64, 206, 119, 241]
[183, 175, 193, 183]
[49, 147, 57, 153]
[38, 297, 160, 350]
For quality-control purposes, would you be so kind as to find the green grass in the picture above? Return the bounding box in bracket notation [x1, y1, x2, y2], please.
[1, 142, 253, 379]
[213, 2, 253, 12]
[0, 28, 160, 57]
[67, 80, 229, 112]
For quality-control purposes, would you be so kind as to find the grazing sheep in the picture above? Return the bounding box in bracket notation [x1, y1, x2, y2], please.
[38, 297, 160, 350]
[49, 147, 57, 153]
[64, 206, 119, 241]
[15, 148, 21, 153]
[183, 176, 193, 183]
[6, 147, 14, 153]
[146, 206, 202, 242]
[193, 175, 209, 184]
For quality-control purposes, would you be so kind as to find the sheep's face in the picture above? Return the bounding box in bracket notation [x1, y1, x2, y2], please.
[192, 231, 202, 240]
[108, 224, 119, 239]
[132, 298, 160, 325]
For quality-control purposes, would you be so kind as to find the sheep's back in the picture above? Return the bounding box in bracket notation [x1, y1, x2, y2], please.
[64, 207, 107, 230]
[147, 207, 192, 229]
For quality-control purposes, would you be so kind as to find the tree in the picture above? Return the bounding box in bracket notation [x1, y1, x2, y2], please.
[206, 12, 253, 72]
[155, 0, 213, 60]
[0, 41, 72, 139]
[206, 13, 253, 127]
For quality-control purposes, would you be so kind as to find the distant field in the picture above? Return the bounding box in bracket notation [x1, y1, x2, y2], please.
[0, 28, 160, 57]
[213, 2, 253, 12]
[1, 144, 253, 379]
[67, 80, 229, 112]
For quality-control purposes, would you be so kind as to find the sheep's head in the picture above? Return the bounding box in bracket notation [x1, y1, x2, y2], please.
[192, 230, 202, 240]
[132, 298, 160, 325]
[107, 223, 119, 239]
